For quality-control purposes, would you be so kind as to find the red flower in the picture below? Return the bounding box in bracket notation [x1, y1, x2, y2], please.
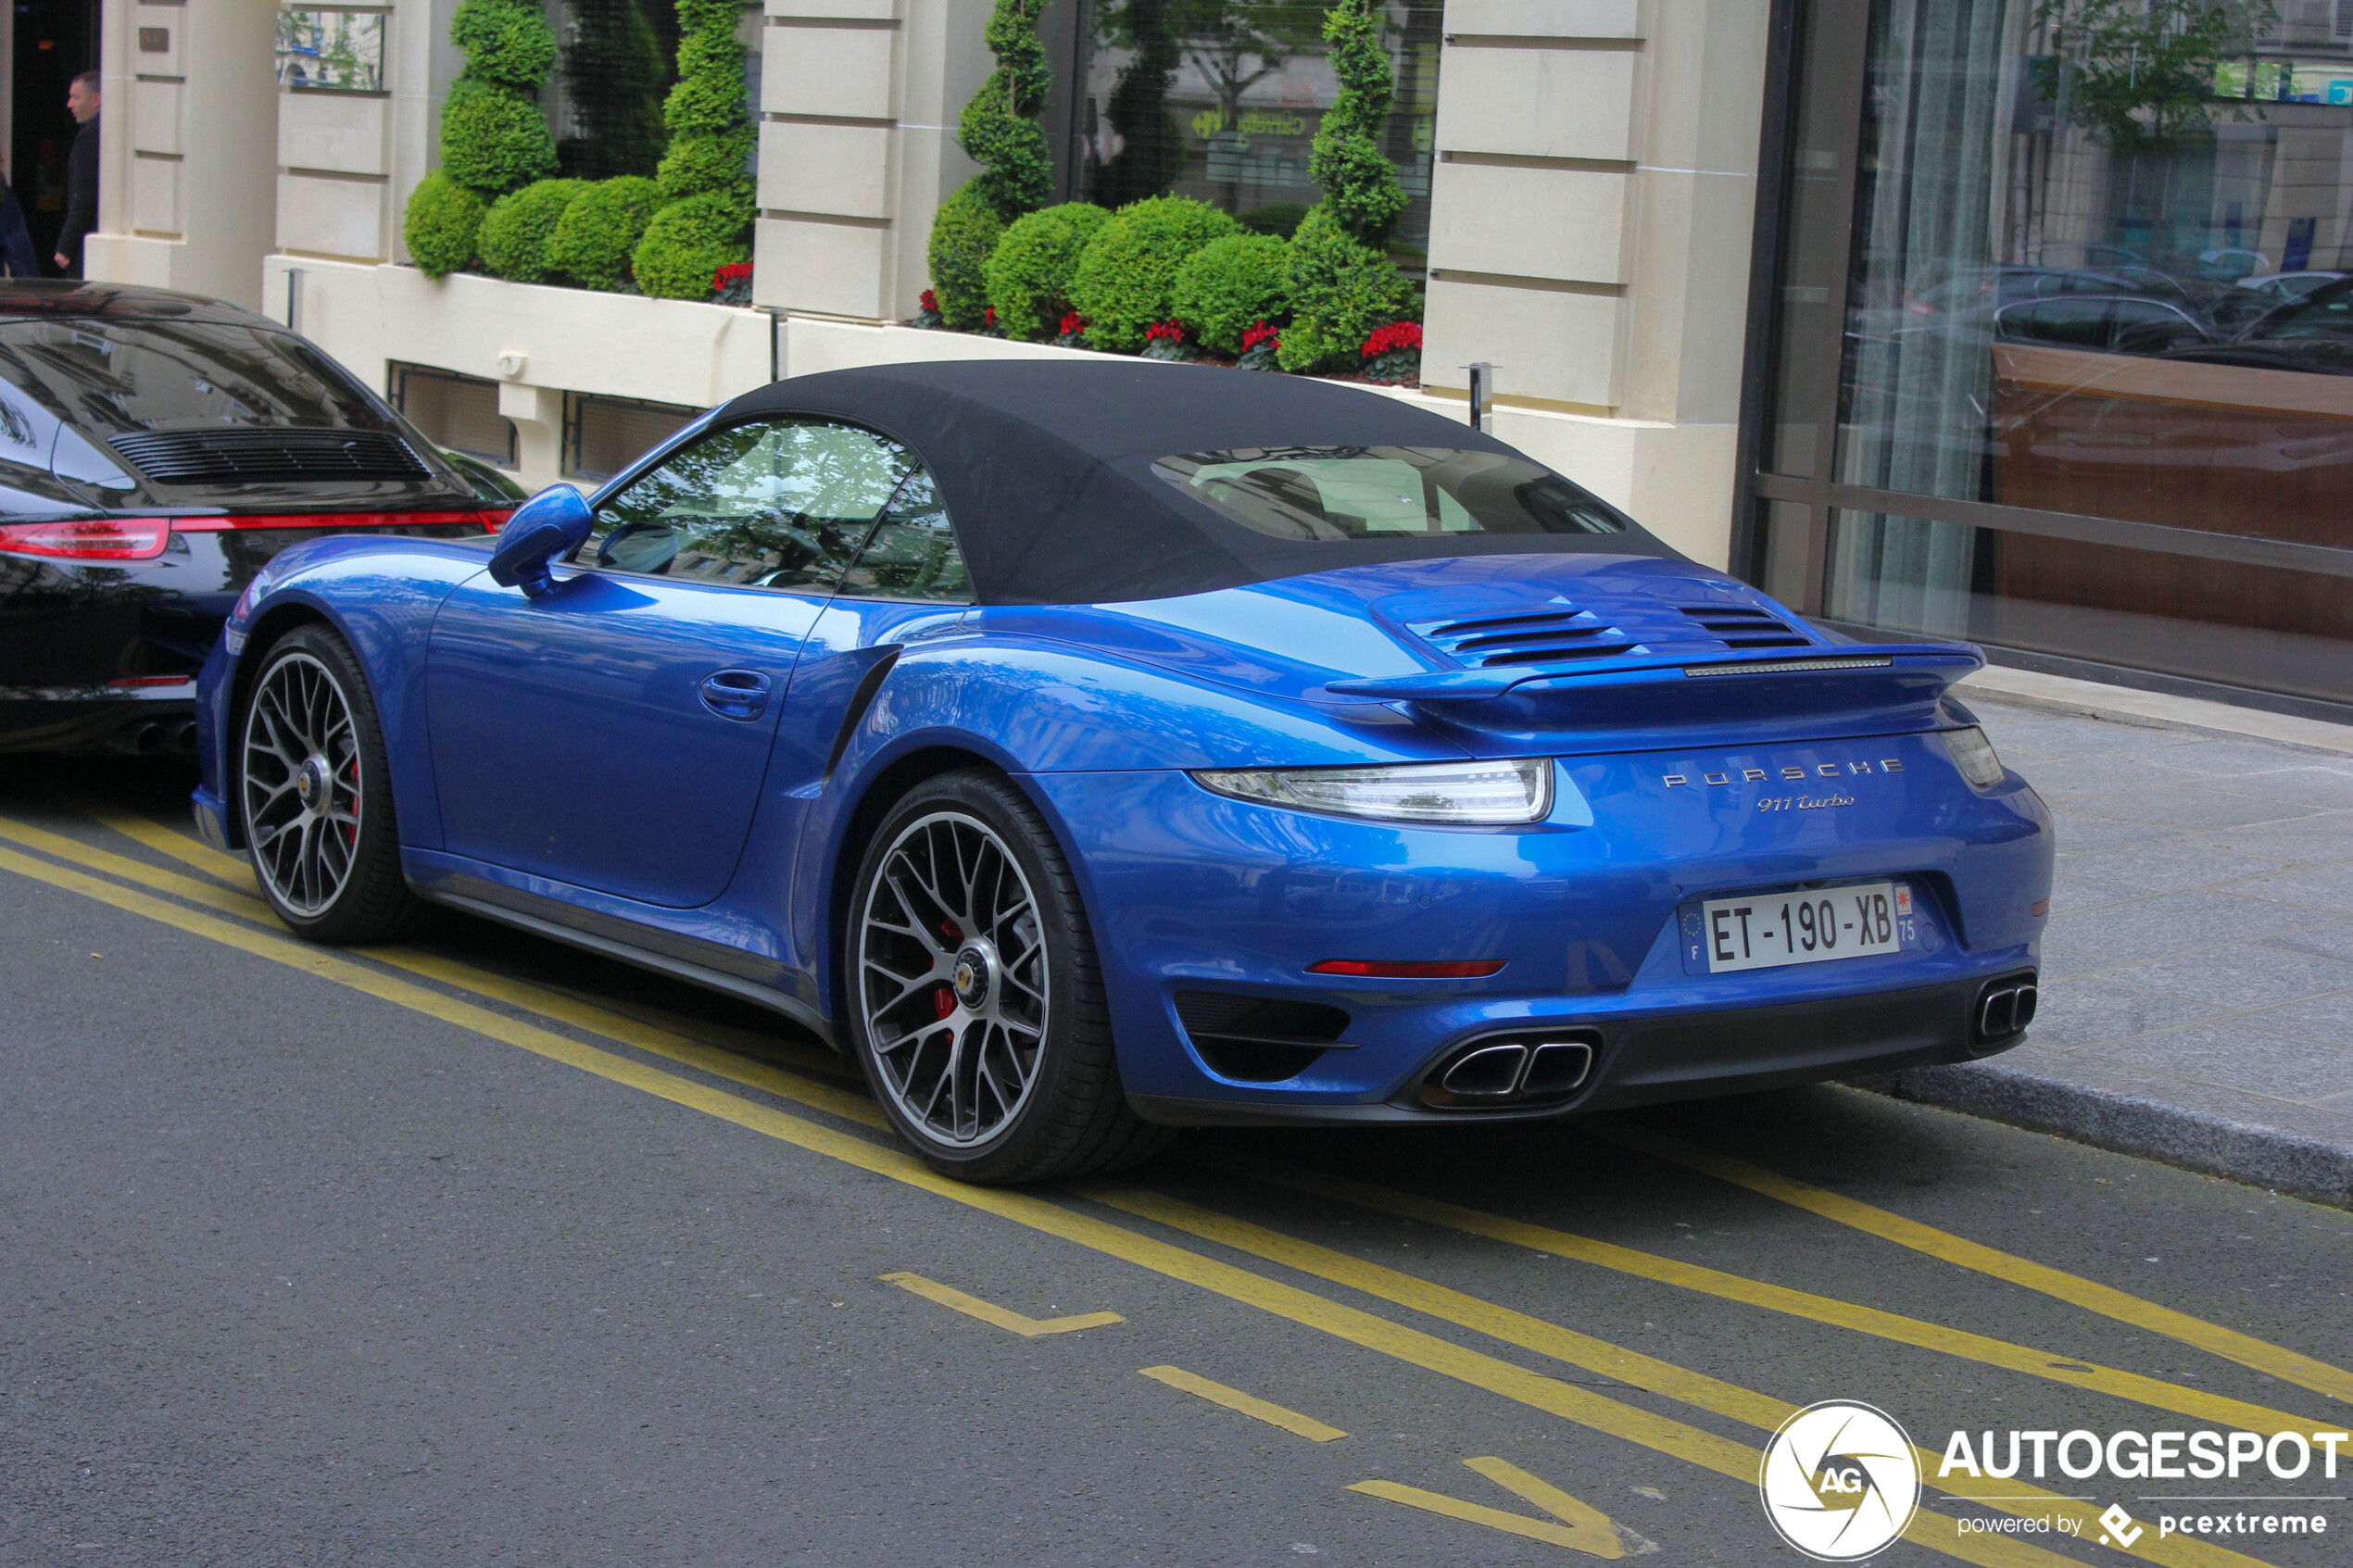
[920, 288, 938, 312]
[1059, 310, 1086, 336]
[1145, 320, 1187, 342]
[711, 261, 753, 288]
[1361, 320, 1423, 358]
[1240, 319, 1279, 353]
[984, 306, 997, 327]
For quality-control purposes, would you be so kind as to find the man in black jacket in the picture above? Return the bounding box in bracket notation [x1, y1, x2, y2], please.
[56, 70, 99, 276]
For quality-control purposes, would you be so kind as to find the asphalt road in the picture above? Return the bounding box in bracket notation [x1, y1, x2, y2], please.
[3, 757, 2349, 1568]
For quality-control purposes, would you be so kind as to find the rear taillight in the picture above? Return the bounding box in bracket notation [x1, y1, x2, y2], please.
[171, 508, 505, 533]
[0, 518, 171, 559]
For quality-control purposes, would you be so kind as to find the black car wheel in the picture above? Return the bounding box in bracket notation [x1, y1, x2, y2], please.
[239, 624, 423, 943]
[848, 770, 1170, 1184]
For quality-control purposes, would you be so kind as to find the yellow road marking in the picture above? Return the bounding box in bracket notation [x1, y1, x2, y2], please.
[1191, 1148, 2332, 1437]
[1597, 1123, 2353, 1409]
[1352, 1457, 1629, 1558]
[73, 799, 254, 888]
[1139, 1364, 1346, 1440]
[0, 817, 277, 922]
[881, 1271, 1122, 1336]
[0, 841, 2133, 1568]
[1084, 1182, 2269, 1568]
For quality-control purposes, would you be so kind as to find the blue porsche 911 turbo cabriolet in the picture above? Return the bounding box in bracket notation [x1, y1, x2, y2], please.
[192, 359, 2050, 1184]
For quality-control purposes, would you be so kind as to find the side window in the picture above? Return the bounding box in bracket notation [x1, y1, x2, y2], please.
[835, 467, 973, 602]
[579, 418, 918, 593]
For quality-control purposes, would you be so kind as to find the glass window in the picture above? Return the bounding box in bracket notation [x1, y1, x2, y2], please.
[836, 469, 973, 601]
[1759, 0, 2353, 709]
[1154, 446, 1624, 540]
[584, 419, 921, 593]
[564, 392, 699, 482]
[1068, 0, 1441, 262]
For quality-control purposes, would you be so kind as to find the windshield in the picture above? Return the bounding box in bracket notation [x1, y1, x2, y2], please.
[1154, 446, 1625, 542]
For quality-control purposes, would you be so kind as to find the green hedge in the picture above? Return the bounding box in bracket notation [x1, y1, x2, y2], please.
[632, 190, 750, 300]
[547, 176, 666, 290]
[638, 0, 753, 298]
[450, 0, 557, 86]
[928, 188, 1006, 331]
[1309, 0, 1406, 246]
[986, 203, 1110, 341]
[1067, 196, 1239, 354]
[1173, 232, 1290, 357]
[479, 179, 588, 282]
[1277, 204, 1416, 373]
[403, 172, 487, 279]
[956, 0, 1051, 221]
[437, 78, 558, 194]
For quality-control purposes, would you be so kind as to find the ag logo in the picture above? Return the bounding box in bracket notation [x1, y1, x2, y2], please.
[1758, 1400, 1920, 1560]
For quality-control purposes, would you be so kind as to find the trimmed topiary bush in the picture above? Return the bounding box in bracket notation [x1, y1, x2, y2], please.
[1173, 232, 1290, 357]
[927, 187, 1006, 332]
[957, 0, 1052, 221]
[403, 172, 487, 280]
[986, 203, 1111, 341]
[631, 190, 750, 300]
[406, 0, 556, 271]
[1068, 195, 1239, 354]
[1277, 203, 1417, 372]
[638, 0, 754, 298]
[479, 179, 588, 282]
[547, 175, 666, 290]
[1309, 0, 1407, 248]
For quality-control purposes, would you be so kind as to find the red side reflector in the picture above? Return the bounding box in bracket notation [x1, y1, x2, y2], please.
[107, 674, 195, 688]
[2029, 898, 2049, 917]
[1307, 960, 1507, 979]
[170, 509, 506, 533]
[0, 517, 170, 559]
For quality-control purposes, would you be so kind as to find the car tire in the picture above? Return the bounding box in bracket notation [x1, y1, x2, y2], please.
[846, 769, 1172, 1185]
[237, 623, 426, 945]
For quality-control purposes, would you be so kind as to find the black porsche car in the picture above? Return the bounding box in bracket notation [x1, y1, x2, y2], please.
[0, 281, 517, 755]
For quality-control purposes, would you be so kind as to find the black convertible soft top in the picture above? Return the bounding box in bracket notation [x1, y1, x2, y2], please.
[714, 358, 1676, 606]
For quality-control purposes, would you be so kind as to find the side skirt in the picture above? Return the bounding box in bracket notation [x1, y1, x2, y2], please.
[414, 886, 838, 1048]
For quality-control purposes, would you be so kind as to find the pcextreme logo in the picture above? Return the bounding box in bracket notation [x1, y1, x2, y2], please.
[1758, 1400, 1921, 1561]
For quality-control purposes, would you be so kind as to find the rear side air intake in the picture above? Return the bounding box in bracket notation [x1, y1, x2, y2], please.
[1175, 992, 1353, 1083]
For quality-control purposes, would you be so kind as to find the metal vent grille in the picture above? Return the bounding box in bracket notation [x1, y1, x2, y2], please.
[1408, 608, 1645, 669]
[1675, 603, 1810, 649]
[108, 428, 432, 484]
[1682, 655, 1894, 678]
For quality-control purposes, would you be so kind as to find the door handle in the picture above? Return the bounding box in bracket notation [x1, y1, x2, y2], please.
[698, 668, 772, 721]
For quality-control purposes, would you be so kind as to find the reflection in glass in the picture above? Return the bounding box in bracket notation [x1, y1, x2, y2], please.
[588, 420, 922, 594]
[1155, 446, 1625, 540]
[1813, 0, 2349, 687]
[1073, 0, 1440, 258]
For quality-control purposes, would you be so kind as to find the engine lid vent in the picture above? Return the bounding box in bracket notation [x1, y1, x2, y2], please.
[1675, 604, 1810, 650]
[1407, 608, 1645, 670]
[108, 428, 432, 485]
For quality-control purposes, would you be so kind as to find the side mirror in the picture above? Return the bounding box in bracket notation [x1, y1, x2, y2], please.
[487, 483, 595, 598]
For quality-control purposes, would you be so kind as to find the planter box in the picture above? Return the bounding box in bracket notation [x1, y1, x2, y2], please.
[260, 259, 1733, 565]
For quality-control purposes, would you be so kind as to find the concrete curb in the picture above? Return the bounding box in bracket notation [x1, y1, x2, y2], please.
[1851, 1061, 2353, 1210]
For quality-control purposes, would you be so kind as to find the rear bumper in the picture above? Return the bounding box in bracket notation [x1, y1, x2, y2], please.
[1128, 972, 2028, 1126]
[0, 686, 199, 754]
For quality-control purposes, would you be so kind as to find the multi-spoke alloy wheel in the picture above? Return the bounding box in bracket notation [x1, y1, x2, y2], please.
[846, 771, 1170, 1184]
[857, 809, 1049, 1148]
[244, 650, 362, 917]
[237, 626, 422, 943]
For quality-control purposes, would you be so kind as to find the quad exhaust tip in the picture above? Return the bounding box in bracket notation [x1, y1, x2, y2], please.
[1975, 973, 2038, 1043]
[1418, 1029, 1599, 1110]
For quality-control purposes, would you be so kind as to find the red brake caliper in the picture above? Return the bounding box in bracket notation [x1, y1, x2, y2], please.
[933, 919, 963, 1017]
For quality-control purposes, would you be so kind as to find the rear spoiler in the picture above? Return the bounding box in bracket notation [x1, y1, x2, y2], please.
[1323, 643, 1984, 749]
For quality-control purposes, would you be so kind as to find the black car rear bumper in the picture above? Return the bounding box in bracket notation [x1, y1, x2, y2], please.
[0, 684, 197, 754]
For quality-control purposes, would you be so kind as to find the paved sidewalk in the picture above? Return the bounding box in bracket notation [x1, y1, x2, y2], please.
[1862, 678, 2353, 1208]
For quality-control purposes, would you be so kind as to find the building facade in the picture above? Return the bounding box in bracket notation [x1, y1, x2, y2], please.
[56, 0, 2353, 718]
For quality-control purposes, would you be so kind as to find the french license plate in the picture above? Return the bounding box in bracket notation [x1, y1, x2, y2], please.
[1701, 882, 1913, 973]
